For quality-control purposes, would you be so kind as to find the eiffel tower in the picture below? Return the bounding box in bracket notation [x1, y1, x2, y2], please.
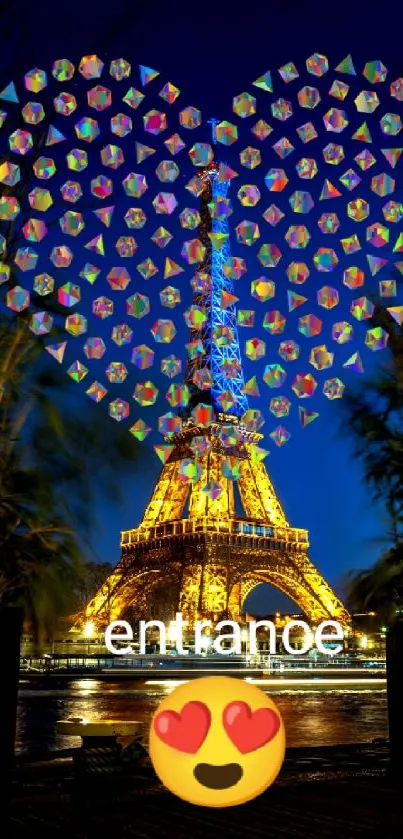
[81, 125, 350, 631]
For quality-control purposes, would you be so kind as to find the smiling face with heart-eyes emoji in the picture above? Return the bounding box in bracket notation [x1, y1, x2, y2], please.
[149, 676, 285, 807]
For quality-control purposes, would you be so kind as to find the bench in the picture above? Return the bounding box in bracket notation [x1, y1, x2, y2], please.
[56, 719, 146, 781]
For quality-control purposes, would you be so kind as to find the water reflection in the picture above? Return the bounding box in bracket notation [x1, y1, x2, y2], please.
[16, 679, 388, 754]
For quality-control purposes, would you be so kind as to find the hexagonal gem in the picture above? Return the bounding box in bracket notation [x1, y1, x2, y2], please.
[83, 337, 106, 359]
[86, 382, 107, 403]
[298, 86, 320, 109]
[50, 245, 73, 267]
[363, 60, 388, 83]
[122, 172, 147, 198]
[298, 313, 322, 336]
[155, 286, 179, 310]
[306, 53, 328, 76]
[79, 54, 104, 79]
[27, 187, 52, 212]
[108, 58, 130, 81]
[239, 147, 261, 169]
[317, 286, 339, 309]
[391, 78, 403, 100]
[165, 384, 189, 409]
[115, 236, 137, 257]
[33, 158, 56, 182]
[271, 98, 293, 120]
[251, 278, 275, 302]
[86, 85, 111, 111]
[365, 326, 388, 351]
[59, 210, 84, 237]
[323, 108, 348, 132]
[150, 319, 176, 344]
[126, 292, 150, 318]
[313, 247, 338, 271]
[98, 144, 123, 169]
[323, 378, 345, 399]
[21, 101, 45, 125]
[269, 396, 291, 418]
[242, 409, 265, 432]
[350, 296, 374, 320]
[179, 106, 202, 129]
[257, 242, 280, 266]
[188, 142, 213, 167]
[341, 266, 365, 291]
[75, 117, 100, 142]
[317, 213, 339, 234]
[109, 400, 130, 422]
[153, 192, 178, 215]
[111, 324, 133, 346]
[264, 168, 288, 192]
[177, 459, 203, 485]
[263, 311, 286, 334]
[383, 201, 403, 224]
[65, 313, 87, 336]
[381, 113, 402, 136]
[67, 361, 88, 382]
[245, 337, 266, 360]
[14, 247, 38, 271]
[52, 59, 75, 82]
[286, 262, 309, 285]
[329, 79, 350, 100]
[0, 196, 19, 220]
[181, 238, 205, 264]
[6, 285, 30, 311]
[309, 345, 334, 370]
[93, 296, 113, 318]
[155, 160, 180, 183]
[109, 114, 132, 138]
[29, 312, 53, 336]
[233, 92, 256, 118]
[235, 220, 259, 247]
[237, 310, 255, 327]
[371, 173, 395, 197]
[66, 148, 88, 172]
[57, 282, 80, 307]
[24, 67, 47, 93]
[323, 143, 345, 165]
[289, 190, 314, 213]
[346, 197, 369, 222]
[354, 91, 379, 114]
[285, 225, 311, 248]
[133, 382, 158, 407]
[213, 120, 238, 146]
[9, 129, 33, 155]
[106, 362, 128, 383]
[263, 363, 286, 387]
[366, 222, 389, 247]
[296, 158, 318, 179]
[59, 180, 81, 203]
[183, 305, 208, 329]
[279, 339, 300, 361]
[332, 321, 353, 343]
[223, 257, 247, 280]
[22, 219, 47, 242]
[54, 92, 77, 115]
[33, 272, 54, 295]
[193, 369, 213, 390]
[160, 355, 180, 378]
[100, 266, 126, 293]
[292, 373, 318, 397]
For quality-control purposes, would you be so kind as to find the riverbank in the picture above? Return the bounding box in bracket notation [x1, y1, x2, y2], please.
[10, 741, 402, 838]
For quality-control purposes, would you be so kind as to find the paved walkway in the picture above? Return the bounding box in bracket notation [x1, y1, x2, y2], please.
[10, 744, 403, 839]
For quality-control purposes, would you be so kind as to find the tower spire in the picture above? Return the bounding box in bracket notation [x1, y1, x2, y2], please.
[184, 121, 248, 419]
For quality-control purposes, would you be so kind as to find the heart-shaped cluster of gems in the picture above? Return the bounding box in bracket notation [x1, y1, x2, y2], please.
[1, 53, 402, 465]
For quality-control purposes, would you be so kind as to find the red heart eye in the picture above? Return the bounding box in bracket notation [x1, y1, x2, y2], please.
[153, 700, 211, 754]
[223, 701, 281, 754]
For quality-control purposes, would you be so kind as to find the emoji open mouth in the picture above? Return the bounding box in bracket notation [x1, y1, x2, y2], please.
[193, 762, 243, 789]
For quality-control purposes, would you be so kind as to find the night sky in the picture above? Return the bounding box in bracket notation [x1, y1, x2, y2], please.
[2, 0, 403, 614]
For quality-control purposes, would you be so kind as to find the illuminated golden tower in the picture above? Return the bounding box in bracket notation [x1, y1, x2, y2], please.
[82, 142, 350, 631]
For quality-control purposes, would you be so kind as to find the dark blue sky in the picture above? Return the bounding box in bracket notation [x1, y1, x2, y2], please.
[2, 0, 403, 614]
